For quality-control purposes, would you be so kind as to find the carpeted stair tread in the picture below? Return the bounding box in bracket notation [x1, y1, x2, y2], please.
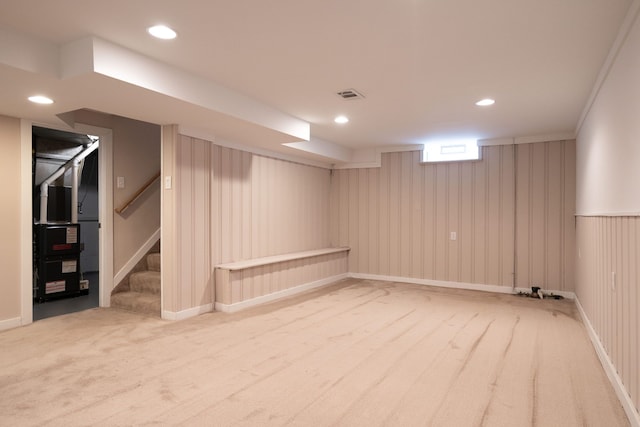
[110, 291, 160, 316]
[129, 270, 161, 294]
[147, 253, 160, 272]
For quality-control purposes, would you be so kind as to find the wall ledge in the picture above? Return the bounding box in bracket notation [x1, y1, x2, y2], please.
[215, 273, 349, 313]
[215, 247, 350, 271]
[575, 297, 640, 427]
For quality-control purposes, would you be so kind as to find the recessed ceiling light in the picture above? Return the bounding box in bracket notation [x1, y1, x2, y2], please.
[28, 95, 54, 104]
[475, 98, 495, 106]
[334, 115, 349, 124]
[147, 25, 177, 40]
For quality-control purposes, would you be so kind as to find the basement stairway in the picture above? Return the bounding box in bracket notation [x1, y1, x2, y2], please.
[111, 253, 160, 316]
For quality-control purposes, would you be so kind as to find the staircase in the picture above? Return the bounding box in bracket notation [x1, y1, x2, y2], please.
[111, 253, 161, 316]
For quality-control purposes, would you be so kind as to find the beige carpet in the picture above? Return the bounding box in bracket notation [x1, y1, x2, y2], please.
[0, 279, 630, 426]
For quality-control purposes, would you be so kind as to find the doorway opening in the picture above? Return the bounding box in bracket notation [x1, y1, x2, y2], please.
[32, 126, 100, 320]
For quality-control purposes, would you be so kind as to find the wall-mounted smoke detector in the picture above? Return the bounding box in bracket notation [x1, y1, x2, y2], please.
[337, 89, 365, 100]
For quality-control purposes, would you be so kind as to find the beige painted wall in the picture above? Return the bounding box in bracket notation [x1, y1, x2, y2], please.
[0, 115, 22, 324]
[331, 142, 575, 292]
[111, 117, 160, 272]
[74, 111, 161, 274]
[162, 131, 332, 313]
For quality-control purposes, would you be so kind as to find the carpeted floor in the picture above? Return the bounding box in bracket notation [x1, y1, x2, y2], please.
[0, 279, 630, 426]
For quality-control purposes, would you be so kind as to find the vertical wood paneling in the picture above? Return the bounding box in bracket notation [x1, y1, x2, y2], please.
[400, 152, 412, 277]
[435, 163, 448, 281]
[459, 162, 474, 283]
[224, 251, 348, 304]
[423, 163, 436, 279]
[575, 216, 640, 414]
[473, 158, 487, 283]
[388, 153, 401, 275]
[171, 134, 332, 311]
[379, 154, 390, 275]
[175, 136, 211, 310]
[348, 169, 359, 272]
[358, 169, 369, 273]
[515, 141, 575, 291]
[500, 145, 516, 286]
[369, 168, 380, 275]
[333, 142, 574, 290]
[411, 151, 423, 279]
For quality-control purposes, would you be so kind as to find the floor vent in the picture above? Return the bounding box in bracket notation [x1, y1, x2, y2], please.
[337, 89, 365, 100]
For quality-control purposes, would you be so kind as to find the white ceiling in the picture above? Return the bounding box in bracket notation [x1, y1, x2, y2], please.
[0, 0, 633, 165]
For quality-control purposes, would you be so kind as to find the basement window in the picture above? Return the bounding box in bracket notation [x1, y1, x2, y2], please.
[422, 139, 480, 163]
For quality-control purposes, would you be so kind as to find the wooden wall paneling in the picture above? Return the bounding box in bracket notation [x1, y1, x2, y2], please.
[531, 143, 547, 288]
[500, 145, 515, 287]
[210, 144, 221, 303]
[348, 169, 360, 272]
[459, 161, 474, 283]
[485, 145, 503, 285]
[329, 142, 572, 292]
[193, 138, 211, 306]
[219, 147, 232, 263]
[423, 161, 437, 280]
[575, 216, 640, 415]
[411, 151, 424, 279]
[171, 134, 335, 313]
[616, 218, 638, 390]
[435, 163, 448, 281]
[260, 154, 272, 257]
[338, 170, 350, 249]
[472, 153, 487, 284]
[358, 169, 369, 273]
[546, 142, 563, 290]
[368, 167, 380, 275]
[400, 152, 413, 277]
[241, 150, 252, 260]
[379, 154, 390, 276]
[177, 136, 194, 310]
[447, 162, 460, 282]
[231, 149, 242, 261]
[388, 153, 401, 275]
[563, 141, 576, 291]
[631, 218, 639, 409]
[329, 170, 339, 247]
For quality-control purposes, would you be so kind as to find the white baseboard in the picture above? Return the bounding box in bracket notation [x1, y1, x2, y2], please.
[0, 317, 22, 332]
[113, 228, 160, 286]
[575, 297, 640, 427]
[349, 273, 576, 299]
[215, 273, 349, 313]
[162, 303, 213, 321]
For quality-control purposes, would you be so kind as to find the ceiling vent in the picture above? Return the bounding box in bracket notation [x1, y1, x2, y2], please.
[337, 89, 365, 100]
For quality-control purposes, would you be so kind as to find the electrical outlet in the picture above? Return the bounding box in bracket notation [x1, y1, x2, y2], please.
[116, 176, 125, 189]
[450, 231, 457, 241]
[164, 176, 172, 189]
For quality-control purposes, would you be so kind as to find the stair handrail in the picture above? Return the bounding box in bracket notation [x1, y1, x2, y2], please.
[115, 171, 161, 214]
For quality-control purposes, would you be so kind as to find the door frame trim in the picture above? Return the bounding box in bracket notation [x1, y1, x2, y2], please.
[21, 121, 114, 325]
